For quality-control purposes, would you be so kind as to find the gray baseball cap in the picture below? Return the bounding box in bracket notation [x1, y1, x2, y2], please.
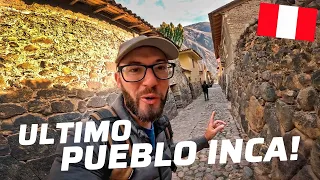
[115, 35, 179, 64]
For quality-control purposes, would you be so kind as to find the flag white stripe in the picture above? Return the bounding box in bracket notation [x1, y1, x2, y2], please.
[276, 5, 299, 39]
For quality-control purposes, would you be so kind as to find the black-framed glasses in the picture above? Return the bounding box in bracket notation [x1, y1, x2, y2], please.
[117, 62, 176, 82]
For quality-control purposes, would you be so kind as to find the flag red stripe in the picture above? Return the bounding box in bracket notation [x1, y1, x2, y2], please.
[295, 7, 318, 42]
[257, 3, 279, 37]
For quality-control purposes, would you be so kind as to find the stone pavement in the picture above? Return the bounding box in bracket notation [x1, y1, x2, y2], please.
[170, 84, 254, 180]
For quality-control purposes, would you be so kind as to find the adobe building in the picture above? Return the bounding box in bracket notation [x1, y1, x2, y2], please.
[209, 0, 320, 179]
[198, 60, 213, 85]
[178, 48, 203, 99]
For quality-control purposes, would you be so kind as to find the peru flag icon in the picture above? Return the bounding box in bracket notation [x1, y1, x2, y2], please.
[257, 2, 318, 42]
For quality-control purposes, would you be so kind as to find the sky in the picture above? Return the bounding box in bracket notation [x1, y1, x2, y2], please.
[114, 0, 234, 27]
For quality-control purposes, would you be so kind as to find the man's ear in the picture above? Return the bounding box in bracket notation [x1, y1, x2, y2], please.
[114, 72, 121, 88]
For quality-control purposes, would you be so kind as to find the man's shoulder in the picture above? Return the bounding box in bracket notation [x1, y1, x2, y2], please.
[89, 106, 120, 122]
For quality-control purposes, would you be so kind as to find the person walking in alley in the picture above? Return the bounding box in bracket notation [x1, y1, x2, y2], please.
[202, 81, 209, 101]
[49, 35, 226, 180]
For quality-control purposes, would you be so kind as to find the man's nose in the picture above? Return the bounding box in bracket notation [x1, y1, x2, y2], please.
[142, 68, 158, 87]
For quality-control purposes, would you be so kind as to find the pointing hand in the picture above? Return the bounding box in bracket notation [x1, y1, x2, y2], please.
[204, 111, 226, 141]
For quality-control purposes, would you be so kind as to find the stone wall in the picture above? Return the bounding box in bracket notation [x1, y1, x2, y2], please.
[0, 3, 137, 91]
[0, 1, 181, 179]
[229, 17, 320, 180]
[170, 59, 193, 108]
[218, 0, 271, 99]
[191, 82, 202, 99]
[0, 2, 132, 179]
[0, 87, 121, 179]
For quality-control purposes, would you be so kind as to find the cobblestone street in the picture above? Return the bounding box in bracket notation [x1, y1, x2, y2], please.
[170, 84, 254, 180]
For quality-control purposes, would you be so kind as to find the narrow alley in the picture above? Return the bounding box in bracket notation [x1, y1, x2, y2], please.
[171, 84, 253, 180]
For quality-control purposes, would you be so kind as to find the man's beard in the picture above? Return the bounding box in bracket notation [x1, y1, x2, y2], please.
[122, 86, 167, 122]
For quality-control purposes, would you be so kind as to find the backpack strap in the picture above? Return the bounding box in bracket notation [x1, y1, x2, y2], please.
[90, 105, 134, 179]
[162, 116, 177, 172]
[90, 106, 118, 122]
[162, 115, 173, 141]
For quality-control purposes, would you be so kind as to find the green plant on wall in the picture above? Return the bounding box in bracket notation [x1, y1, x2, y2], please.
[158, 22, 184, 48]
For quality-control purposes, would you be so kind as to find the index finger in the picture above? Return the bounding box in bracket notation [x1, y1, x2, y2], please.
[209, 111, 215, 125]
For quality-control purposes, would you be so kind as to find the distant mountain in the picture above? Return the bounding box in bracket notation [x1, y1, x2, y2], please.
[182, 22, 217, 76]
[186, 22, 212, 33]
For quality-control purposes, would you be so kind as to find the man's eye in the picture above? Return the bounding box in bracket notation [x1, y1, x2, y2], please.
[156, 65, 167, 70]
[128, 67, 142, 73]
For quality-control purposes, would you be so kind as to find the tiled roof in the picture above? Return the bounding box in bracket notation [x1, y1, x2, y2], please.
[208, 0, 251, 58]
[67, 0, 162, 36]
[179, 48, 202, 59]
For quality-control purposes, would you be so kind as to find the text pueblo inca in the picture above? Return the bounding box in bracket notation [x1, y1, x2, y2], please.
[19, 120, 301, 171]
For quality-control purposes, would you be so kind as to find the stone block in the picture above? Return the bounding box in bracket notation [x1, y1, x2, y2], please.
[271, 73, 283, 89]
[48, 113, 82, 127]
[51, 100, 75, 113]
[0, 119, 14, 131]
[77, 100, 87, 113]
[96, 89, 115, 97]
[259, 124, 273, 145]
[310, 137, 320, 179]
[297, 87, 318, 111]
[298, 73, 312, 88]
[163, 90, 178, 120]
[0, 134, 10, 156]
[24, 44, 38, 51]
[240, 114, 248, 134]
[315, 0, 320, 7]
[245, 96, 265, 132]
[13, 114, 46, 127]
[67, 88, 77, 97]
[239, 93, 248, 116]
[256, 160, 272, 176]
[86, 81, 102, 90]
[76, 89, 95, 99]
[248, 127, 260, 139]
[290, 128, 315, 158]
[281, 89, 297, 105]
[316, 96, 320, 117]
[284, 74, 301, 91]
[295, 0, 311, 6]
[0, 156, 38, 180]
[275, 99, 295, 132]
[292, 165, 319, 180]
[292, 53, 309, 74]
[293, 111, 320, 139]
[312, 70, 320, 91]
[37, 89, 66, 99]
[7, 129, 58, 161]
[262, 70, 271, 81]
[26, 154, 57, 179]
[264, 103, 281, 137]
[31, 36, 53, 44]
[27, 99, 50, 114]
[277, 148, 307, 180]
[21, 79, 52, 89]
[0, 104, 26, 119]
[0, 89, 33, 103]
[260, 82, 277, 102]
[87, 96, 107, 108]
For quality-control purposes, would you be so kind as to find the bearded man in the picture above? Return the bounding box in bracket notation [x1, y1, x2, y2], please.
[49, 36, 226, 180]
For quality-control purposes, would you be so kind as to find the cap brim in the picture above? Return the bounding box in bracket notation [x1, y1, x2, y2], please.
[115, 37, 179, 64]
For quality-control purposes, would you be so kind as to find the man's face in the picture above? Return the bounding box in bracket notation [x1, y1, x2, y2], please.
[115, 46, 169, 122]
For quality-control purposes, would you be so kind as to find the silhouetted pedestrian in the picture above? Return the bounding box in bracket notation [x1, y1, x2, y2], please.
[202, 81, 209, 101]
